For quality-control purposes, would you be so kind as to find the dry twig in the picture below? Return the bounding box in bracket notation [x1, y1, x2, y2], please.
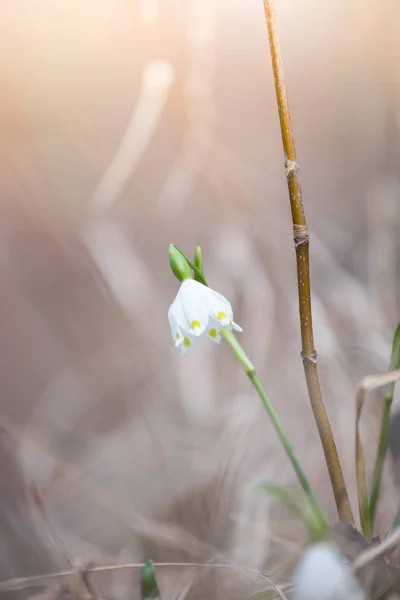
[0, 562, 282, 597]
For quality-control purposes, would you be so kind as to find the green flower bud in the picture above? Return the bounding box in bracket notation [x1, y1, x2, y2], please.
[193, 245, 205, 283]
[169, 244, 192, 282]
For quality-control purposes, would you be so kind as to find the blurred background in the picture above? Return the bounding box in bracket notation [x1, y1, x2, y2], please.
[0, 0, 399, 597]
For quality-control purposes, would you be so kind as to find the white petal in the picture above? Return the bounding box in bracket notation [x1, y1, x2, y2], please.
[205, 318, 221, 344]
[179, 333, 198, 356]
[175, 334, 184, 348]
[168, 298, 185, 340]
[178, 279, 210, 336]
[204, 288, 235, 327]
[169, 295, 196, 353]
[231, 321, 243, 332]
[168, 302, 179, 340]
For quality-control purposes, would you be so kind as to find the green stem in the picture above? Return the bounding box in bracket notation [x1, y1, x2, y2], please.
[369, 322, 400, 527]
[220, 328, 327, 532]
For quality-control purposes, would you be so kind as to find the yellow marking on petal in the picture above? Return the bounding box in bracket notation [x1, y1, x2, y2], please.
[176, 333, 181, 339]
[191, 320, 201, 330]
[183, 337, 191, 348]
[209, 328, 218, 339]
[217, 311, 226, 321]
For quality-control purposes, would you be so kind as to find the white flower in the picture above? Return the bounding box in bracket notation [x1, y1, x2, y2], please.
[168, 279, 242, 355]
[292, 542, 365, 600]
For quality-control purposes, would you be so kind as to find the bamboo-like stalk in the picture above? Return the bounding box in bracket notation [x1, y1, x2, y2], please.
[261, 0, 354, 523]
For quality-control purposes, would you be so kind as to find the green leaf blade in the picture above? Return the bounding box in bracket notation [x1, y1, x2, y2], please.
[141, 560, 160, 600]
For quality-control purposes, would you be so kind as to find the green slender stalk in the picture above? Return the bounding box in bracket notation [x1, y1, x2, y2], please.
[261, 0, 354, 524]
[369, 322, 400, 527]
[221, 327, 327, 533]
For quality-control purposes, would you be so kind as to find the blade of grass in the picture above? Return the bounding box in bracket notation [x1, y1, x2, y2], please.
[355, 384, 371, 539]
[258, 482, 327, 541]
[141, 561, 161, 600]
[369, 323, 400, 527]
[261, 0, 353, 523]
[355, 370, 400, 539]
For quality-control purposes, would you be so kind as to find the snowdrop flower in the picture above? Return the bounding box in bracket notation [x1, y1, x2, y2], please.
[168, 279, 242, 355]
[292, 542, 365, 600]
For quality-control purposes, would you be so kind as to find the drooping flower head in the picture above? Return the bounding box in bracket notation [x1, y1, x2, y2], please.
[168, 279, 242, 356]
